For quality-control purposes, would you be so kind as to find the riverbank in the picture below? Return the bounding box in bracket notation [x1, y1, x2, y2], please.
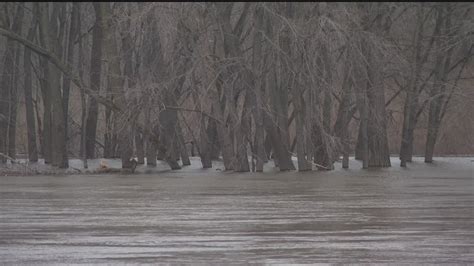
[0, 157, 217, 177]
[1, 156, 472, 177]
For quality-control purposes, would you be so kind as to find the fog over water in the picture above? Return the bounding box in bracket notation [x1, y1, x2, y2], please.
[1, 157, 473, 264]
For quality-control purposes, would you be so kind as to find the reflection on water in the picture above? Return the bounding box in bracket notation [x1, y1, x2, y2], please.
[0, 157, 473, 263]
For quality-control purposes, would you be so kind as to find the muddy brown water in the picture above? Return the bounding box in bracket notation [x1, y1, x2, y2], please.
[1, 157, 473, 264]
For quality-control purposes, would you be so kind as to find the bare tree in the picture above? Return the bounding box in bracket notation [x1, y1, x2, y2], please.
[1, 2, 472, 172]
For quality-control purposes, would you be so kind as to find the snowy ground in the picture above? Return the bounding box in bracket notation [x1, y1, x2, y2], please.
[0, 157, 473, 263]
[2, 155, 473, 177]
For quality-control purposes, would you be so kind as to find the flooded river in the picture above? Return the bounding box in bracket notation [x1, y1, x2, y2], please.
[1, 157, 473, 264]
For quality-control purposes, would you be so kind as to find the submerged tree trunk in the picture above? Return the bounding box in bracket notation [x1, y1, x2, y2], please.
[352, 3, 391, 168]
[425, 6, 459, 163]
[214, 99, 234, 170]
[214, 3, 250, 172]
[366, 47, 391, 168]
[265, 5, 295, 171]
[102, 2, 134, 169]
[206, 118, 220, 160]
[400, 4, 443, 166]
[233, 91, 250, 172]
[145, 123, 157, 167]
[250, 4, 267, 172]
[265, 65, 295, 171]
[333, 55, 354, 169]
[177, 123, 190, 166]
[146, 141, 157, 166]
[424, 90, 442, 163]
[312, 24, 335, 171]
[159, 107, 181, 170]
[355, 91, 369, 169]
[135, 128, 145, 164]
[199, 116, 212, 168]
[144, 99, 156, 166]
[294, 93, 312, 171]
[279, 2, 311, 172]
[312, 124, 334, 170]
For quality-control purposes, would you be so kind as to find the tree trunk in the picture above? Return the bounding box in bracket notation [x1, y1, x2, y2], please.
[233, 91, 250, 172]
[215, 109, 234, 170]
[424, 105, 440, 163]
[262, 6, 295, 171]
[250, 4, 267, 172]
[354, 3, 391, 168]
[0, 4, 24, 162]
[400, 94, 417, 165]
[102, 2, 134, 169]
[144, 101, 156, 166]
[135, 128, 145, 164]
[8, 43, 22, 159]
[23, 14, 38, 162]
[156, 145, 166, 161]
[49, 3, 68, 168]
[159, 107, 181, 170]
[0, 44, 12, 162]
[263, 132, 272, 163]
[312, 124, 334, 170]
[354, 124, 363, 161]
[400, 4, 443, 166]
[37, 3, 68, 168]
[352, 42, 369, 169]
[103, 108, 113, 158]
[293, 52, 313, 171]
[354, 82, 369, 169]
[38, 55, 52, 164]
[177, 122, 190, 166]
[77, 4, 88, 169]
[294, 95, 312, 171]
[333, 56, 354, 168]
[213, 3, 251, 172]
[62, 2, 78, 147]
[265, 68, 295, 171]
[366, 47, 391, 168]
[146, 141, 157, 166]
[206, 118, 220, 160]
[199, 116, 212, 168]
[425, 7, 455, 163]
[85, 2, 104, 159]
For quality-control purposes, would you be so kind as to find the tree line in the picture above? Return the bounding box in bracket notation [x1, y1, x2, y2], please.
[0, 2, 472, 171]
